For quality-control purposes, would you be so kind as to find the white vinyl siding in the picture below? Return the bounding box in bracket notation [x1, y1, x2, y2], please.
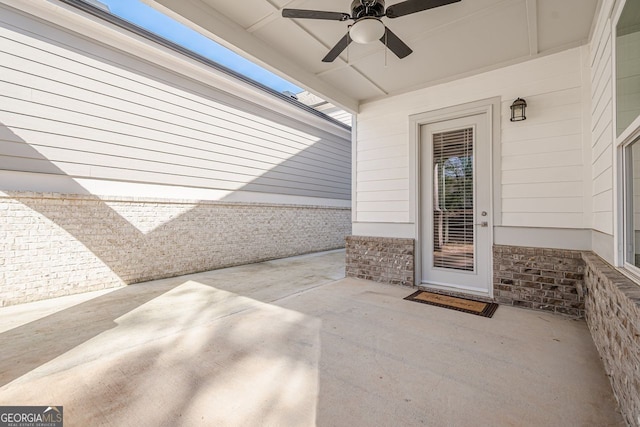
[356, 47, 588, 228]
[0, 4, 351, 201]
[590, 9, 615, 236]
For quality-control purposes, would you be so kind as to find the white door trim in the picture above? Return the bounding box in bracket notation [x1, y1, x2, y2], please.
[409, 97, 501, 297]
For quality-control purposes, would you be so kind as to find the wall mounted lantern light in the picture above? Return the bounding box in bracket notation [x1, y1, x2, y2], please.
[510, 98, 527, 122]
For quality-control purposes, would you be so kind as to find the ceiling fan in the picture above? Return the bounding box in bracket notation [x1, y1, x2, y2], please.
[282, 0, 462, 62]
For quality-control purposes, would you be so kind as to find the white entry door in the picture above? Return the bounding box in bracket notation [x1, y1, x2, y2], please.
[420, 114, 491, 295]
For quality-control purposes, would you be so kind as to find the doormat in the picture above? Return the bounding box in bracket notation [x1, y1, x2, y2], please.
[404, 290, 499, 318]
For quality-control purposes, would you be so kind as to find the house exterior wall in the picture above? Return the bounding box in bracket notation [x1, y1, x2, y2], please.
[0, 3, 351, 201]
[353, 46, 591, 247]
[347, 3, 640, 424]
[0, 2, 352, 305]
[584, 2, 640, 425]
[590, 1, 616, 264]
[349, 47, 593, 287]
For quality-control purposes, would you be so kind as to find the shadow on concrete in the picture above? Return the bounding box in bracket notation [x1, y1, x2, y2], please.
[0, 17, 350, 403]
[0, 267, 324, 425]
[0, 280, 176, 387]
[63, 284, 321, 426]
[0, 261, 626, 426]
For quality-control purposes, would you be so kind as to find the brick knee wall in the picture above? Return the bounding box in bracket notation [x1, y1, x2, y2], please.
[1, 192, 351, 306]
[582, 253, 640, 427]
[493, 245, 585, 317]
[345, 236, 414, 286]
[345, 241, 586, 310]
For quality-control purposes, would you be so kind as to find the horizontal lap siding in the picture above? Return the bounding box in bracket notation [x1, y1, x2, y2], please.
[356, 113, 409, 222]
[0, 6, 351, 200]
[590, 12, 614, 236]
[356, 47, 587, 228]
[500, 84, 584, 227]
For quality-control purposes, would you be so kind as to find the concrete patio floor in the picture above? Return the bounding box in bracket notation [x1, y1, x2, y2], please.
[0, 249, 624, 426]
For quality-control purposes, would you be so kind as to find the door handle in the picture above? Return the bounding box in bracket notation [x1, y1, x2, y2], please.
[475, 221, 488, 227]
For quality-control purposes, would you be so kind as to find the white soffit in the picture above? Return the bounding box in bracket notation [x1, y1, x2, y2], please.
[349, 1, 531, 96]
[201, 0, 273, 29]
[252, 17, 339, 74]
[147, 0, 599, 107]
[537, 0, 599, 52]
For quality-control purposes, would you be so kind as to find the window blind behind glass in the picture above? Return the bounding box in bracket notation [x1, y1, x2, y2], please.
[432, 127, 475, 272]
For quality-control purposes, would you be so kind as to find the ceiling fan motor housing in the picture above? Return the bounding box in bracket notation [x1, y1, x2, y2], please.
[351, 0, 385, 19]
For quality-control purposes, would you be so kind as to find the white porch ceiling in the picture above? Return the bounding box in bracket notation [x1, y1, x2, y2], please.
[146, 0, 599, 112]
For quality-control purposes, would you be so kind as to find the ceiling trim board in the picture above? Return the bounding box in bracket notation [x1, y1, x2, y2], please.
[348, 63, 389, 96]
[245, 13, 278, 33]
[144, 0, 359, 112]
[587, 0, 605, 43]
[526, 0, 539, 55]
[245, 0, 294, 33]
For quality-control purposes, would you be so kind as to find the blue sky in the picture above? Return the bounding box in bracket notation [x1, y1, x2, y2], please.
[99, 0, 302, 94]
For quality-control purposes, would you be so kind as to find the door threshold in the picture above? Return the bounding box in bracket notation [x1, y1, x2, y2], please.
[418, 283, 494, 302]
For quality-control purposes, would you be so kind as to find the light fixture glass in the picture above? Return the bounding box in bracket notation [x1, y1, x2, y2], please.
[510, 98, 527, 122]
[349, 17, 385, 44]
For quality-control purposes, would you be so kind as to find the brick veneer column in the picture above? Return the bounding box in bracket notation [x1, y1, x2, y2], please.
[493, 245, 586, 317]
[345, 236, 414, 286]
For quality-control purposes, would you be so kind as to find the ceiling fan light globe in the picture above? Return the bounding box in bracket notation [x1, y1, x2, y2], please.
[349, 17, 385, 44]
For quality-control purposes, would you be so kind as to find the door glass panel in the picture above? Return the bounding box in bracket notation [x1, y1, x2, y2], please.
[432, 128, 474, 271]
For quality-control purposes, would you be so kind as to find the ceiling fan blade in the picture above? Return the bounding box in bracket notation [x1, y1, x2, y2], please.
[322, 33, 352, 62]
[282, 9, 351, 21]
[385, 0, 461, 19]
[380, 27, 413, 59]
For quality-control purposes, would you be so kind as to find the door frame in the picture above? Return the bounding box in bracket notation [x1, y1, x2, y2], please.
[409, 97, 501, 297]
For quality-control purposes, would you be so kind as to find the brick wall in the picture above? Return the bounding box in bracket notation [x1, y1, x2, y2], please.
[345, 236, 414, 286]
[493, 245, 586, 317]
[582, 252, 640, 427]
[0, 192, 351, 306]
